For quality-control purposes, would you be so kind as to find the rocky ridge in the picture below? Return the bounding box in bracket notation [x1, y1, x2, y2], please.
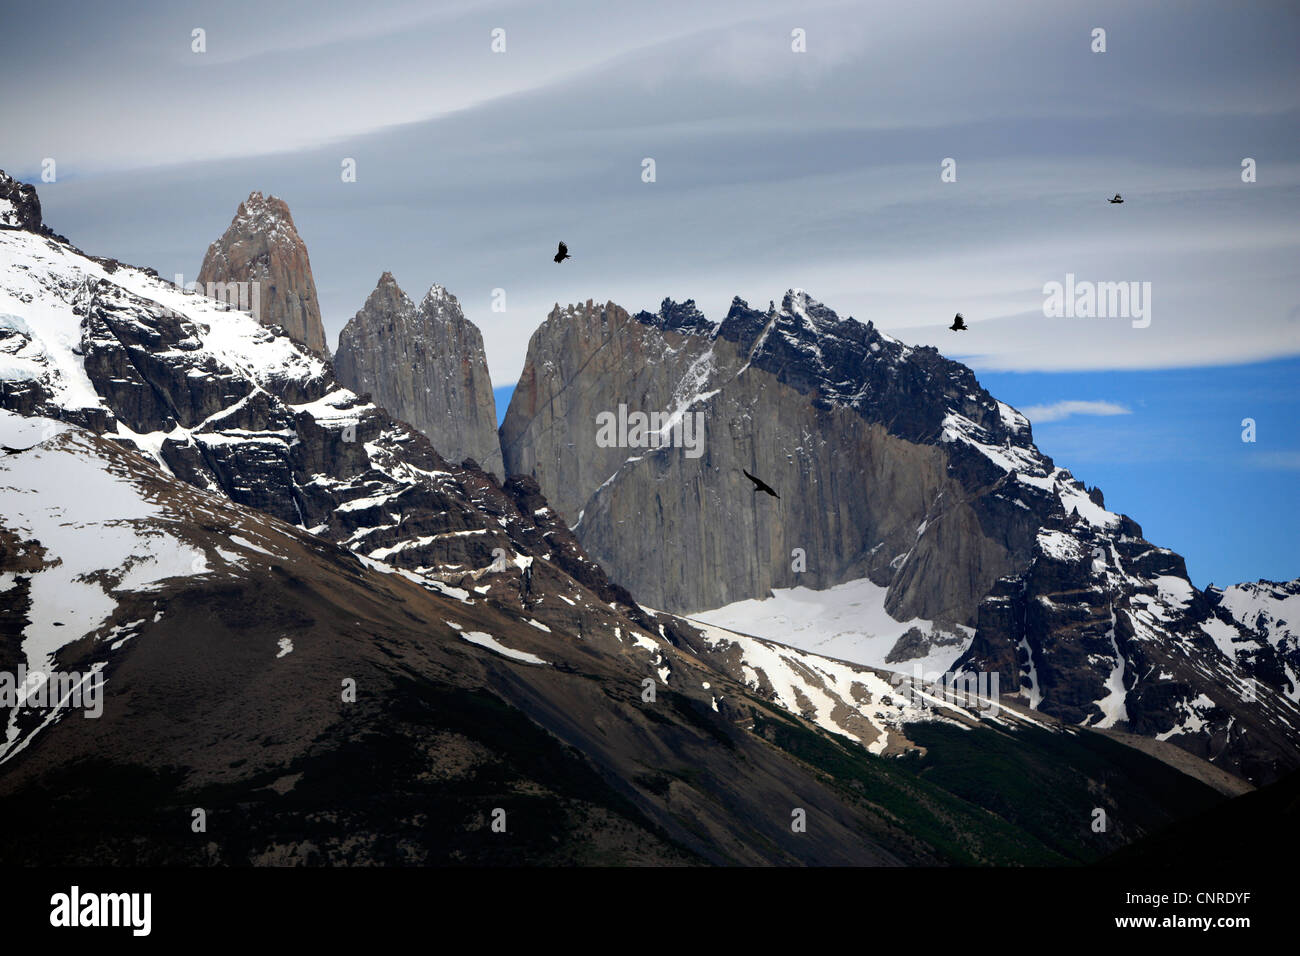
[500, 289, 1300, 784]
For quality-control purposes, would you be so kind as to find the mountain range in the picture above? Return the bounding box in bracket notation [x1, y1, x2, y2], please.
[0, 172, 1295, 863]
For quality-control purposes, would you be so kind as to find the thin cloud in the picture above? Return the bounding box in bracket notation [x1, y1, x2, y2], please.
[1248, 451, 1300, 471]
[1019, 400, 1132, 424]
[10, 1, 1298, 383]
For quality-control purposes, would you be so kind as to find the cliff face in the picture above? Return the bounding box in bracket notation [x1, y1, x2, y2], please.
[197, 191, 328, 356]
[334, 273, 502, 478]
[500, 289, 1300, 784]
[499, 299, 717, 527]
[501, 291, 1030, 623]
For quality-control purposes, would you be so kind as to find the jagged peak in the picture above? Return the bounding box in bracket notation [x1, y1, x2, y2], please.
[421, 282, 455, 303]
[357, 271, 414, 313]
[419, 283, 469, 323]
[0, 169, 45, 234]
[632, 296, 715, 336]
[221, 190, 299, 244]
[777, 287, 843, 333]
[1225, 577, 1300, 595]
[548, 299, 622, 323]
[238, 189, 286, 214]
[782, 287, 814, 309]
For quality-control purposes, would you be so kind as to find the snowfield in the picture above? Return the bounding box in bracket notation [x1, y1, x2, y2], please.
[0, 411, 207, 659]
[690, 576, 973, 675]
[0, 410, 209, 763]
[674, 613, 1051, 755]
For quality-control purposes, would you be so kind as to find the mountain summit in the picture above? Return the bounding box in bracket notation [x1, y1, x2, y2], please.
[334, 272, 502, 478]
[197, 191, 328, 355]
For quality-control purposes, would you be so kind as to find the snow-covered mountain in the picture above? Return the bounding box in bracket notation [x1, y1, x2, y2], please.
[501, 289, 1300, 785]
[0, 219, 1002, 769]
[0, 214, 625, 649]
[1202, 579, 1300, 701]
[1, 408, 933, 863]
[0, 410, 1236, 865]
[0, 171, 1279, 863]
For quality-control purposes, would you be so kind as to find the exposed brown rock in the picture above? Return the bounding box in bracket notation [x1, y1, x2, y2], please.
[197, 191, 328, 355]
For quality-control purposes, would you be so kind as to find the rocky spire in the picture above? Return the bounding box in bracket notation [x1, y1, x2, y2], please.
[197, 191, 328, 355]
[334, 272, 503, 479]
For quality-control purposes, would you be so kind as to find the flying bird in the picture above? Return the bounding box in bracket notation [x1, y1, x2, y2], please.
[949, 313, 968, 331]
[743, 469, 779, 499]
[1108, 194, 1124, 204]
[553, 241, 571, 263]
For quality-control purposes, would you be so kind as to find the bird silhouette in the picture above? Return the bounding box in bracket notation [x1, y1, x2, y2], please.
[949, 312, 968, 331]
[742, 469, 779, 499]
[1108, 194, 1124, 204]
[553, 241, 571, 263]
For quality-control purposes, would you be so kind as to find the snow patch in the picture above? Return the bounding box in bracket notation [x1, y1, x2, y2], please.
[459, 631, 550, 666]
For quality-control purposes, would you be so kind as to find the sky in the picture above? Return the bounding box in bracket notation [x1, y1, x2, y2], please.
[2, 0, 1298, 587]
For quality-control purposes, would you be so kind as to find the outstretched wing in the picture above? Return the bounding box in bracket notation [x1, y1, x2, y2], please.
[557, 241, 568, 256]
[743, 469, 778, 497]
